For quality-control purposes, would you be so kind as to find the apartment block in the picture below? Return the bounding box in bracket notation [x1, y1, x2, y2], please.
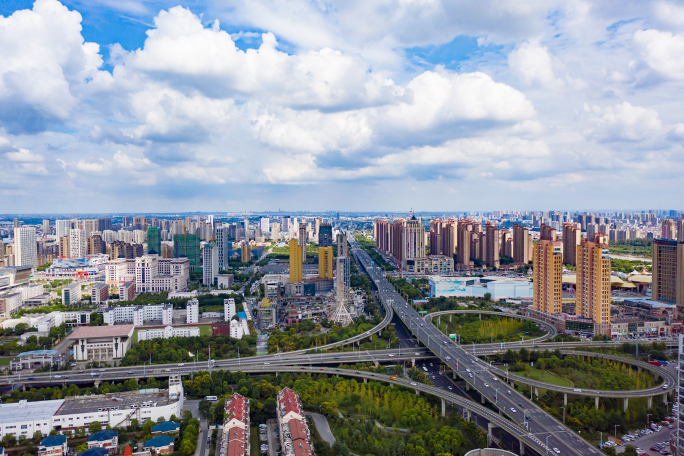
[575, 240, 611, 334]
[532, 240, 563, 315]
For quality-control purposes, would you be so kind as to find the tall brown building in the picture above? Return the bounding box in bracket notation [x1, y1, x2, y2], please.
[429, 219, 457, 258]
[161, 244, 174, 258]
[576, 240, 611, 332]
[485, 222, 500, 268]
[500, 230, 513, 258]
[456, 219, 476, 267]
[652, 239, 684, 315]
[532, 240, 563, 314]
[662, 219, 676, 240]
[402, 216, 426, 270]
[111, 241, 143, 259]
[540, 224, 557, 241]
[512, 224, 531, 264]
[59, 235, 69, 258]
[87, 235, 106, 255]
[562, 223, 581, 266]
[389, 219, 405, 264]
[375, 220, 390, 253]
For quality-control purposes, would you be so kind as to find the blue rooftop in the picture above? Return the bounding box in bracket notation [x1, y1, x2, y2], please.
[624, 298, 676, 308]
[88, 430, 117, 442]
[152, 421, 180, 433]
[145, 435, 174, 448]
[79, 448, 109, 456]
[17, 350, 59, 357]
[237, 311, 247, 319]
[41, 435, 66, 447]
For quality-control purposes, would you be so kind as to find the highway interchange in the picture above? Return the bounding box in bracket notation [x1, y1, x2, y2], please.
[0, 235, 675, 456]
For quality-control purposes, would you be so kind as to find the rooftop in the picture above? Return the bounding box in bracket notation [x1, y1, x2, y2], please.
[145, 436, 174, 448]
[152, 421, 180, 433]
[41, 435, 67, 447]
[68, 324, 135, 340]
[55, 390, 175, 416]
[0, 399, 64, 424]
[88, 430, 118, 442]
[16, 349, 59, 357]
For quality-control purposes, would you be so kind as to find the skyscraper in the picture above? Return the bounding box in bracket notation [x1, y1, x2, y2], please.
[122, 216, 131, 227]
[203, 243, 218, 286]
[289, 239, 302, 283]
[97, 217, 112, 232]
[42, 219, 50, 234]
[540, 223, 557, 241]
[562, 223, 581, 266]
[402, 215, 425, 271]
[456, 219, 475, 267]
[215, 225, 229, 271]
[652, 239, 684, 315]
[485, 222, 500, 268]
[260, 217, 270, 234]
[318, 246, 333, 279]
[318, 224, 333, 247]
[87, 235, 106, 255]
[662, 219, 676, 240]
[513, 223, 531, 264]
[299, 223, 307, 264]
[532, 240, 563, 315]
[173, 234, 201, 265]
[576, 240, 611, 333]
[241, 243, 251, 263]
[59, 236, 69, 258]
[13, 226, 37, 268]
[13, 218, 19, 228]
[133, 216, 146, 230]
[56, 219, 70, 241]
[147, 226, 161, 254]
[69, 228, 87, 258]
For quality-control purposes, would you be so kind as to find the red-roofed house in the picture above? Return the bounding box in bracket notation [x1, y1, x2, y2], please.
[222, 394, 250, 456]
[277, 388, 303, 425]
[276, 389, 314, 456]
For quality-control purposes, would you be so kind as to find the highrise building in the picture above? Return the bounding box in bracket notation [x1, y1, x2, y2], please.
[298, 223, 307, 264]
[13, 218, 19, 228]
[133, 216, 146, 230]
[513, 223, 531, 264]
[576, 240, 611, 333]
[56, 219, 70, 241]
[147, 226, 161, 254]
[540, 223, 557, 241]
[456, 219, 476, 267]
[318, 246, 333, 279]
[97, 217, 112, 232]
[500, 230, 513, 258]
[314, 217, 322, 243]
[289, 239, 302, 283]
[87, 235, 106, 255]
[215, 225, 229, 271]
[318, 224, 333, 247]
[429, 219, 457, 258]
[83, 219, 98, 239]
[161, 243, 174, 259]
[173, 234, 201, 265]
[13, 226, 37, 269]
[562, 223, 581, 266]
[532, 240, 563, 315]
[69, 228, 87, 258]
[260, 217, 270, 234]
[485, 222, 500, 268]
[203, 243, 218, 286]
[652, 239, 684, 315]
[375, 220, 390, 253]
[662, 219, 676, 240]
[240, 243, 251, 263]
[59, 236, 69, 258]
[122, 216, 131, 227]
[42, 219, 50, 234]
[402, 216, 426, 271]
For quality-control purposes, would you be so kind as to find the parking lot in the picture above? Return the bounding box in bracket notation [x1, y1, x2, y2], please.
[613, 426, 674, 455]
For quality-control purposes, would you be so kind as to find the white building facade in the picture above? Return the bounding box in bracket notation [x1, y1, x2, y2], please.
[14, 226, 37, 269]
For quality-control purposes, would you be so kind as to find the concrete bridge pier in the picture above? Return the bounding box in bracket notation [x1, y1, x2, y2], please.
[534, 387, 539, 398]
[94, 380, 101, 389]
[481, 394, 485, 404]
[411, 358, 415, 367]
[373, 361, 379, 367]
[511, 381, 514, 389]
[519, 439, 526, 455]
[664, 393, 668, 405]
[449, 314, 452, 323]
[438, 316, 440, 327]
[595, 396, 599, 409]
[647, 396, 652, 409]
[623, 398, 629, 412]
[441, 398, 446, 417]
[464, 409, 471, 422]
[564, 393, 567, 406]
[452, 369, 457, 380]
[466, 383, 470, 391]
[415, 389, 420, 395]
[638, 366, 642, 373]
[336, 374, 339, 378]
[487, 422, 494, 447]
[363, 378, 367, 384]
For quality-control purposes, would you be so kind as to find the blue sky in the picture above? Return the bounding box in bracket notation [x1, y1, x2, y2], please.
[1, 0, 683, 213]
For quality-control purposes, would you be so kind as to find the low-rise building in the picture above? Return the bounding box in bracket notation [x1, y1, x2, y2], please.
[186, 299, 198, 324]
[222, 393, 250, 456]
[68, 325, 135, 361]
[137, 326, 200, 341]
[144, 435, 174, 455]
[87, 430, 118, 452]
[10, 350, 61, 371]
[276, 388, 313, 456]
[0, 292, 22, 319]
[62, 283, 82, 305]
[102, 304, 172, 326]
[38, 435, 67, 456]
[427, 275, 533, 300]
[89, 283, 109, 305]
[151, 421, 179, 434]
[0, 399, 62, 439]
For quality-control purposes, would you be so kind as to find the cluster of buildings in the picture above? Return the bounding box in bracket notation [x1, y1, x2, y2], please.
[0, 375, 184, 439]
[222, 393, 250, 456]
[276, 388, 314, 456]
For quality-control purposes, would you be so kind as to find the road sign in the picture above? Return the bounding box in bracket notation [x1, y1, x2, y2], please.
[449, 334, 456, 339]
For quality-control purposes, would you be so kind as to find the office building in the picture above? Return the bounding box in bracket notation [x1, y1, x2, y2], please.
[56, 219, 70, 241]
[532, 240, 563, 315]
[224, 298, 236, 321]
[187, 298, 198, 324]
[13, 226, 37, 269]
[147, 226, 161, 254]
[318, 223, 333, 247]
[203, 243, 219, 286]
[216, 225, 229, 271]
[62, 282, 82, 305]
[68, 229, 86, 259]
[289, 239, 302, 283]
[513, 223, 531, 264]
[260, 217, 270, 234]
[87, 235, 106, 256]
[562, 223, 581, 266]
[138, 325, 200, 341]
[318, 246, 333, 279]
[12, 218, 18, 228]
[652, 239, 684, 315]
[298, 223, 307, 263]
[173, 234, 201, 265]
[88, 283, 109, 305]
[576, 240, 611, 334]
[401, 216, 426, 271]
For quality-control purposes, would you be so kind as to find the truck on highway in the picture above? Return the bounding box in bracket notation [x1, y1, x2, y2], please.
[648, 360, 662, 366]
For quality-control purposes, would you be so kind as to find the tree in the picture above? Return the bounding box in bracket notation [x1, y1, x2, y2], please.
[332, 440, 351, 456]
[89, 421, 102, 434]
[33, 431, 43, 443]
[77, 443, 88, 453]
[623, 446, 638, 456]
[484, 292, 491, 301]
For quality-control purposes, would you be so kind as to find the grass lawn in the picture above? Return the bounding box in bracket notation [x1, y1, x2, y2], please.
[501, 366, 574, 388]
[250, 426, 260, 456]
[0, 358, 11, 366]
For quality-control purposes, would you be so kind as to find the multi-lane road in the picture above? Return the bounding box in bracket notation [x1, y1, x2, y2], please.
[353, 237, 603, 456]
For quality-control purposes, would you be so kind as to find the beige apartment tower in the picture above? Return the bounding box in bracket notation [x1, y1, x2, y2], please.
[652, 239, 684, 315]
[575, 241, 611, 331]
[289, 239, 302, 283]
[318, 246, 334, 279]
[662, 219, 676, 240]
[512, 223, 531, 264]
[532, 240, 563, 314]
[485, 222, 500, 268]
[562, 223, 581, 266]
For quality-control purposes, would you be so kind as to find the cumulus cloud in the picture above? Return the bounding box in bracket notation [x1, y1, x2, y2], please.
[583, 102, 663, 142]
[5, 148, 44, 162]
[508, 41, 562, 89]
[633, 29, 684, 79]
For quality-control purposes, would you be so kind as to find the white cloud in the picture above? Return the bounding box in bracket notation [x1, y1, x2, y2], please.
[583, 102, 663, 142]
[75, 159, 110, 173]
[5, 148, 44, 162]
[633, 29, 684, 79]
[508, 41, 562, 89]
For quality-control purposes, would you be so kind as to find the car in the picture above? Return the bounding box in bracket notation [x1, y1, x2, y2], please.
[553, 448, 560, 454]
[128, 371, 134, 374]
[414, 352, 420, 355]
[54, 375, 62, 378]
[99, 368, 105, 372]
[507, 390, 512, 395]
[410, 382, 418, 386]
[492, 377, 498, 381]
[178, 363, 185, 367]
[510, 407, 517, 412]
[388, 354, 395, 357]
[484, 382, 489, 387]
[468, 373, 473, 378]
[147, 370, 153, 373]
[663, 384, 669, 389]
[573, 388, 582, 392]
[320, 368, 325, 371]
[466, 368, 471, 373]
[448, 386, 453, 390]
[300, 367, 305, 370]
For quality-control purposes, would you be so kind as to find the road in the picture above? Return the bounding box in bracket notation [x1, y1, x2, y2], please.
[352, 235, 603, 456]
[305, 412, 335, 446]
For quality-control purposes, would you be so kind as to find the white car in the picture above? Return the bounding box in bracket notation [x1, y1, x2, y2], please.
[484, 382, 490, 387]
[388, 354, 395, 357]
[510, 407, 517, 412]
[553, 448, 560, 454]
[410, 382, 417, 386]
[178, 363, 185, 367]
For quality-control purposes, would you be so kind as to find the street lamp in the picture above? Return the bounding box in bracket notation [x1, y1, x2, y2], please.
[560, 406, 565, 424]
[599, 431, 602, 449]
[614, 424, 619, 439]
[545, 435, 550, 455]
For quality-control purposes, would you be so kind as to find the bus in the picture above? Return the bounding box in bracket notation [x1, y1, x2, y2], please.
[205, 396, 218, 402]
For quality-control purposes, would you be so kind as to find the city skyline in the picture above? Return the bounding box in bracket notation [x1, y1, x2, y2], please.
[1, 1, 684, 212]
